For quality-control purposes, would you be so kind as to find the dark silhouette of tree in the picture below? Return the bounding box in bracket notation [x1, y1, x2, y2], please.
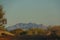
[20, 31, 27, 35]
[0, 5, 7, 29]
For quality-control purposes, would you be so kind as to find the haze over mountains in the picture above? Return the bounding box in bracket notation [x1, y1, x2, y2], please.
[6, 23, 48, 31]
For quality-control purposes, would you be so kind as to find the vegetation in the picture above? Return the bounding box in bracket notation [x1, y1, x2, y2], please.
[0, 5, 15, 40]
[10, 25, 60, 37]
[0, 5, 60, 40]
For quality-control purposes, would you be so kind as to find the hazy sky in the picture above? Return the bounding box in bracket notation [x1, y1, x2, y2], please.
[0, 0, 60, 26]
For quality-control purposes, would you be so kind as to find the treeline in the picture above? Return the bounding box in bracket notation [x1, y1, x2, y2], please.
[10, 25, 60, 37]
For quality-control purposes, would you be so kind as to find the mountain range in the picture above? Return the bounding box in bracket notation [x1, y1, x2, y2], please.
[6, 23, 48, 31]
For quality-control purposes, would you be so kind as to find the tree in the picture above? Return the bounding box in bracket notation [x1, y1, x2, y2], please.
[0, 5, 7, 30]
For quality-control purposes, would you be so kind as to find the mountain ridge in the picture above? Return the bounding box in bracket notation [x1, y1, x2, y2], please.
[6, 23, 48, 31]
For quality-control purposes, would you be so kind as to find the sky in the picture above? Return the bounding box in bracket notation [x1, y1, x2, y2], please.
[0, 0, 60, 27]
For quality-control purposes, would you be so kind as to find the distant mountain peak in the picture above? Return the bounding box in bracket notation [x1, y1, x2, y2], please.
[6, 23, 47, 31]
